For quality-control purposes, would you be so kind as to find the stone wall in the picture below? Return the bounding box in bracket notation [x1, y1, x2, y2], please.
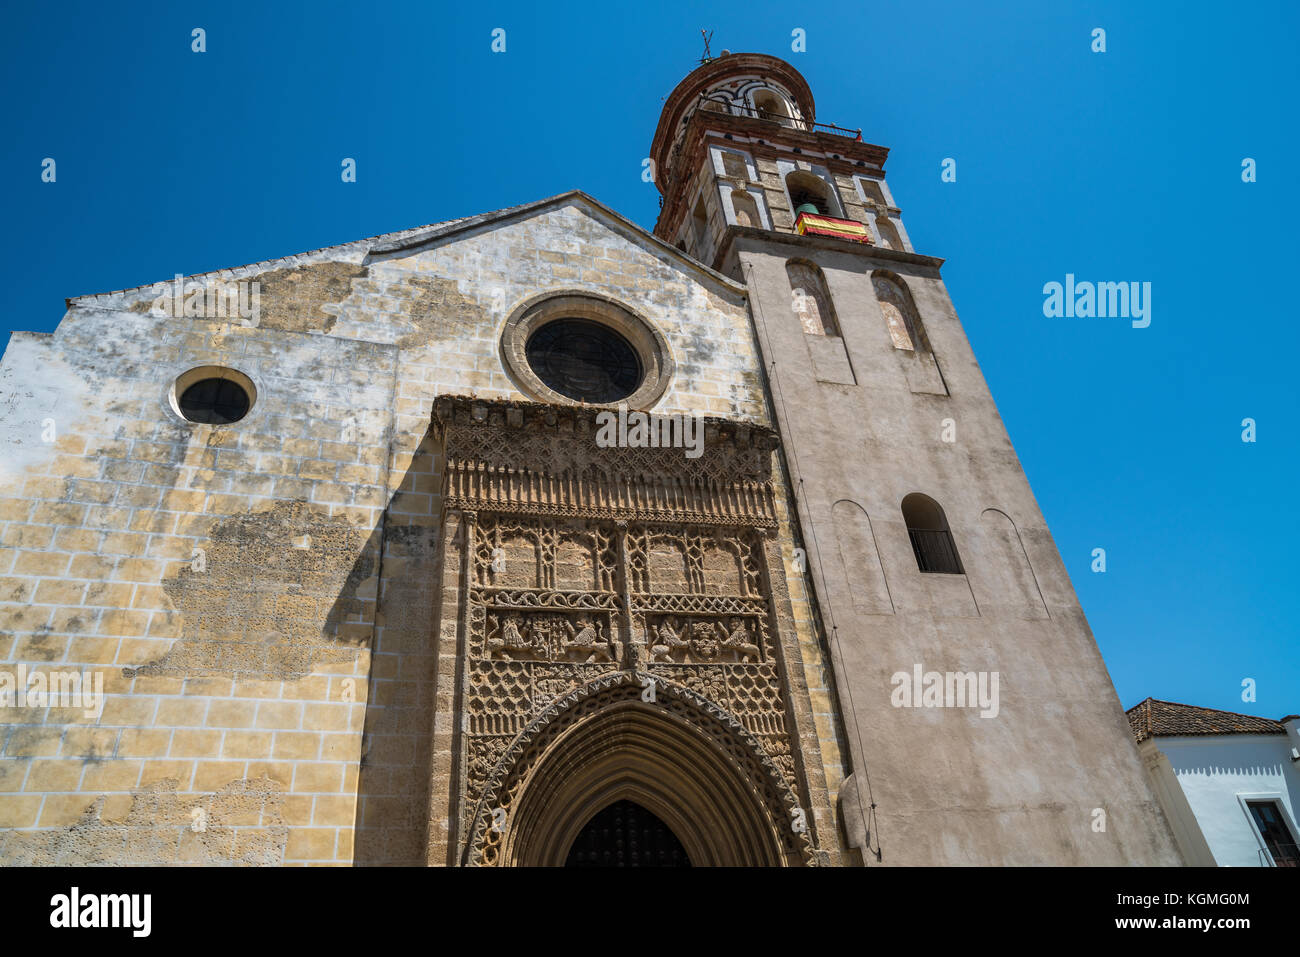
[723, 230, 1183, 865]
[0, 194, 849, 865]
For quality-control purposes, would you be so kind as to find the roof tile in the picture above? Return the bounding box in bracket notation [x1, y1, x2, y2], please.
[1126, 698, 1287, 743]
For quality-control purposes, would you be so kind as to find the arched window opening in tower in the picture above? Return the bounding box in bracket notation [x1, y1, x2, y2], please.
[902, 493, 964, 574]
[692, 196, 709, 248]
[786, 171, 836, 218]
[785, 260, 841, 336]
[700, 94, 730, 114]
[751, 89, 793, 126]
[731, 189, 761, 228]
[874, 211, 904, 250]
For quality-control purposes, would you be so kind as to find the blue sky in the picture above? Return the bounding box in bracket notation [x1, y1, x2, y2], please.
[3, 1, 1297, 716]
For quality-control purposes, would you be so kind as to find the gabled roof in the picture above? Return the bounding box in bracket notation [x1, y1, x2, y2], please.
[367, 190, 744, 294]
[67, 190, 744, 308]
[1126, 697, 1288, 743]
[65, 211, 491, 306]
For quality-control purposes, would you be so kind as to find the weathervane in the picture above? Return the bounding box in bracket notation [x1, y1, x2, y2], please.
[699, 29, 714, 64]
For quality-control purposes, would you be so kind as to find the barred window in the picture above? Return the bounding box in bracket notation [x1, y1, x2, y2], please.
[902, 493, 963, 574]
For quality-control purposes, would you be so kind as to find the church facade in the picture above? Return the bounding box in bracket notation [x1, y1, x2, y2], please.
[0, 53, 1181, 866]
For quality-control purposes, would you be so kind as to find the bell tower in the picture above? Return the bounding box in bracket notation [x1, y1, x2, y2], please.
[651, 53, 1185, 865]
[650, 52, 911, 270]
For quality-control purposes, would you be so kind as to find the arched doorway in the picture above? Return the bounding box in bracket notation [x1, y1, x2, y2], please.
[565, 800, 691, 867]
[462, 673, 813, 866]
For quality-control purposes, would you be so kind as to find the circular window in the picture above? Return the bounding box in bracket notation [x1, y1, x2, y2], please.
[524, 318, 642, 404]
[169, 366, 256, 425]
[500, 292, 674, 409]
[179, 378, 250, 424]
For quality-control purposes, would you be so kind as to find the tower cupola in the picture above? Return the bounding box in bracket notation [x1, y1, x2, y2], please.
[650, 52, 910, 271]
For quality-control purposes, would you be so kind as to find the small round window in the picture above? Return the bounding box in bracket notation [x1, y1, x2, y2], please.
[179, 377, 251, 423]
[170, 366, 256, 425]
[524, 319, 642, 404]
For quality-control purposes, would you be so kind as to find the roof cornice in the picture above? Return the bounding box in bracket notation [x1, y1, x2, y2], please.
[66, 191, 746, 308]
[715, 224, 944, 273]
[370, 190, 746, 299]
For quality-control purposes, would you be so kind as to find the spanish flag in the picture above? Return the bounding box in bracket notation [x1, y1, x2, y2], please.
[795, 213, 873, 243]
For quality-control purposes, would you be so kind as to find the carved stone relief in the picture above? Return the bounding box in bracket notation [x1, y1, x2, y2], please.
[430, 397, 827, 865]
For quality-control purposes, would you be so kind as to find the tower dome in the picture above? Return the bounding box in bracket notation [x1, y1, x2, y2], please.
[649, 51, 886, 268]
[650, 53, 816, 195]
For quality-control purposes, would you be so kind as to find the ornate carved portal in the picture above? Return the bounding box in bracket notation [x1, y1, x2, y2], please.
[426, 397, 834, 866]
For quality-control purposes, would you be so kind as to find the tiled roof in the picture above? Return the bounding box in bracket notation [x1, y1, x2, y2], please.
[1126, 697, 1288, 743]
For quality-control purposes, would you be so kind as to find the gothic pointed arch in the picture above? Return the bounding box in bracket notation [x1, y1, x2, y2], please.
[462, 672, 815, 866]
[565, 800, 690, 866]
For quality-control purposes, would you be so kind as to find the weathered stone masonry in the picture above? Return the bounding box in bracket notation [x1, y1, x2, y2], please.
[1, 49, 1181, 866]
[0, 195, 845, 865]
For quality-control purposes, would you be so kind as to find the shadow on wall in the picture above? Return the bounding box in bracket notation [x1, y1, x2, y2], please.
[10, 455, 408, 865]
[117, 423, 443, 866]
[342, 423, 444, 866]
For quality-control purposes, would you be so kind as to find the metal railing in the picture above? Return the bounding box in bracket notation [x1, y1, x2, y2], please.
[697, 95, 863, 139]
[660, 97, 865, 196]
[1259, 843, 1299, 867]
[908, 528, 964, 575]
[660, 97, 863, 201]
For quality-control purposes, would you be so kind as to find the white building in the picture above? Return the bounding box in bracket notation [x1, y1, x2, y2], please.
[1129, 698, 1300, 867]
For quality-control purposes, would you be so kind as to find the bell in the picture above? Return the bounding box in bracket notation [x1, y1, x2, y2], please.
[795, 203, 820, 216]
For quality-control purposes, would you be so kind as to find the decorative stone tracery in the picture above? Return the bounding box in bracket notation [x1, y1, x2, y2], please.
[467, 673, 813, 866]
[427, 396, 832, 866]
